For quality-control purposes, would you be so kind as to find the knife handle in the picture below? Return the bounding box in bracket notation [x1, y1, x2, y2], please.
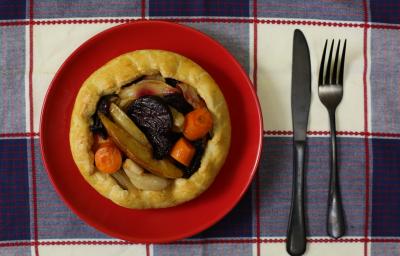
[287, 141, 306, 256]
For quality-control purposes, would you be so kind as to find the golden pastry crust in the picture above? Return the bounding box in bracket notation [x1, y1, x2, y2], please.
[69, 50, 231, 209]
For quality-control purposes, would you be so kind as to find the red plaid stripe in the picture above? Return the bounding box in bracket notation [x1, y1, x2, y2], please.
[1, 238, 400, 247]
[252, 1, 261, 255]
[28, 0, 40, 255]
[141, 0, 145, 18]
[0, 17, 398, 31]
[362, 0, 371, 255]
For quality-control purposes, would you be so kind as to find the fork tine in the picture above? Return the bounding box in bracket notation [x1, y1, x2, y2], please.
[332, 40, 341, 84]
[339, 39, 347, 85]
[325, 40, 335, 85]
[319, 40, 328, 85]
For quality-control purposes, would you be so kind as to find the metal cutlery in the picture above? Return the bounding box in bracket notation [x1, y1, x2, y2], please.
[318, 39, 347, 239]
[286, 29, 312, 256]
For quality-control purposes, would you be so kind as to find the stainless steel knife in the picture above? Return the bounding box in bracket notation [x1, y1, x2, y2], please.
[286, 29, 311, 256]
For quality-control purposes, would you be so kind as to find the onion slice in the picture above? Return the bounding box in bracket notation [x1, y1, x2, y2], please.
[123, 159, 171, 191]
[119, 80, 179, 107]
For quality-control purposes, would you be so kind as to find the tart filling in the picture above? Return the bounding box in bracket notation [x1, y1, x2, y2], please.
[69, 50, 231, 209]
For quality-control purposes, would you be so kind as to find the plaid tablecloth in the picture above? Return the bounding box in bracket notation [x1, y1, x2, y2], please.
[1, 0, 400, 255]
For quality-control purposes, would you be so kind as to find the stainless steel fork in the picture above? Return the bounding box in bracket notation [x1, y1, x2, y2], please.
[318, 39, 347, 239]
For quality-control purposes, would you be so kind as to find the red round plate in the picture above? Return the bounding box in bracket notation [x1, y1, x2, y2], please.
[40, 20, 263, 243]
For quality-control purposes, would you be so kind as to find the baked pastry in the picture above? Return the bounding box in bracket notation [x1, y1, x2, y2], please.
[69, 50, 231, 209]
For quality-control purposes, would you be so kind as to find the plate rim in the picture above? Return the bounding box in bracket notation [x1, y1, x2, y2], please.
[39, 20, 264, 242]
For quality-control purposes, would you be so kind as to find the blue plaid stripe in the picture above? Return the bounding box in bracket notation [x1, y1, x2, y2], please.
[370, 29, 400, 134]
[32, 139, 107, 239]
[256, 0, 365, 21]
[0, 26, 26, 134]
[194, 190, 253, 238]
[259, 137, 366, 237]
[153, 242, 253, 256]
[371, 242, 400, 256]
[371, 139, 400, 237]
[0, 246, 31, 256]
[370, 0, 400, 24]
[33, 0, 142, 19]
[0, 0, 26, 20]
[0, 139, 30, 241]
[149, 0, 250, 17]
[183, 22, 250, 74]
[0, 0, 399, 255]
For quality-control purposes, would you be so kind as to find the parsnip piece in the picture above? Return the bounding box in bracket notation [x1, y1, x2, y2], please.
[111, 170, 136, 191]
[169, 106, 185, 133]
[123, 159, 170, 191]
[109, 103, 150, 148]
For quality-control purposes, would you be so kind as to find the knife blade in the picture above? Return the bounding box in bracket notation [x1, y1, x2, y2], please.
[286, 29, 311, 256]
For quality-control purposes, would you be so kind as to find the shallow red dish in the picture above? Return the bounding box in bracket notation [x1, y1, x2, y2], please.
[40, 20, 263, 243]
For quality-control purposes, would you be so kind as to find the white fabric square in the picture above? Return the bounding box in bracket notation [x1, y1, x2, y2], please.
[259, 238, 364, 255]
[32, 21, 120, 132]
[257, 19, 366, 134]
[38, 240, 147, 256]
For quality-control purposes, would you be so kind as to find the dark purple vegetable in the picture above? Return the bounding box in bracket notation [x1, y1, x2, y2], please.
[90, 95, 118, 138]
[163, 93, 193, 114]
[90, 114, 107, 138]
[169, 132, 181, 145]
[126, 96, 174, 159]
[165, 78, 179, 87]
[97, 94, 119, 116]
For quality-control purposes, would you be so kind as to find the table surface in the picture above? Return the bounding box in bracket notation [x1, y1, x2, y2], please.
[1, 0, 400, 255]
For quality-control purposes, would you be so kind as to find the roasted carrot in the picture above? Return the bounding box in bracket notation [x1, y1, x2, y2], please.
[170, 138, 196, 167]
[94, 144, 122, 174]
[183, 108, 213, 141]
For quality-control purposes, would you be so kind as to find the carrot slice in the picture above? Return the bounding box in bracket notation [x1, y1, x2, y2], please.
[170, 138, 196, 167]
[94, 144, 122, 174]
[183, 108, 213, 141]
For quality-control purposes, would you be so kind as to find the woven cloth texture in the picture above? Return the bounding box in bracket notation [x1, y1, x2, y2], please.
[1, 0, 400, 255]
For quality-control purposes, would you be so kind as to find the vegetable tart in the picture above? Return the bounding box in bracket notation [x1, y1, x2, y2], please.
[69, 50, 231, 209]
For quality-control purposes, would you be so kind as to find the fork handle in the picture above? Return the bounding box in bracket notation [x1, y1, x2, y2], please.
[327, 111, 345, 238]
